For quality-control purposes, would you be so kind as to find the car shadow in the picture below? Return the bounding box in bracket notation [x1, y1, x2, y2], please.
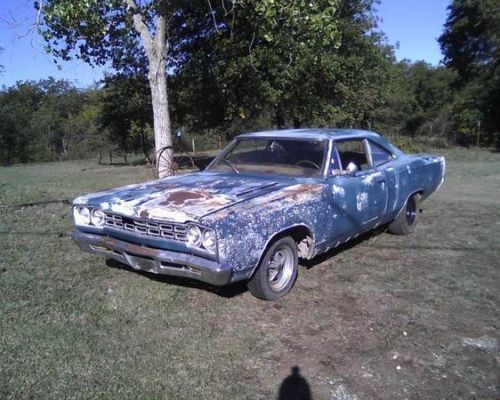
[105, 228, 388, 298]
[300, 227, 386, 269]
[105, 258, 248, 298]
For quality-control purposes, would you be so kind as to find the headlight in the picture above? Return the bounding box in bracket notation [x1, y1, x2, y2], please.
[187, 225, 217, 253]
[73, 206, 90, 226]
[202, 229, 216, 253]
[90, 209, 105, 227]
[187, 225, 202, 247]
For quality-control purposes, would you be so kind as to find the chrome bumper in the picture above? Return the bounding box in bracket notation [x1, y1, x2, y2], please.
[71, 231, 233, 286]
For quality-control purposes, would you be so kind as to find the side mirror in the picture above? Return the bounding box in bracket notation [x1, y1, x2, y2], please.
[346, 162, 359, 176]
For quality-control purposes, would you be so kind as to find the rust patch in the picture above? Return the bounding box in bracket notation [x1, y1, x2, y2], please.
[286, 184, 323, 201]
[163, 190, 206, 205]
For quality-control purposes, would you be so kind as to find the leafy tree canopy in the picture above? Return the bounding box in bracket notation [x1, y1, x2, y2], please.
[439, 0, 500, 143]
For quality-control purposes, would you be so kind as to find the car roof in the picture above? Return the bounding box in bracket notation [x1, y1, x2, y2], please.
[237, 128, 381, 141]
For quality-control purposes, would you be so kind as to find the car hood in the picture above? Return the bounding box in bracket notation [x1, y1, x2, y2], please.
[74, 173, 293, 223]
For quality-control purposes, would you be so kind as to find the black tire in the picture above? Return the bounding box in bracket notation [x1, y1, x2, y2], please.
[247, 237, 298, 300]
[388, 194, 420, 235]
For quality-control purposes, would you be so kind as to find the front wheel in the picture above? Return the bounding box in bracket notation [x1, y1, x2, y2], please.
[247, 237, 298, 300]
[388, 194, 420, 235]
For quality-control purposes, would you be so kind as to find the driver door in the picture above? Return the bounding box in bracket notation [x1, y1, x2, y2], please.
[326, 139, 388, 242]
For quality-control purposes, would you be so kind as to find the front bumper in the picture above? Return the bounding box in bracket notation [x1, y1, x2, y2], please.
[72, 231, 233, 286]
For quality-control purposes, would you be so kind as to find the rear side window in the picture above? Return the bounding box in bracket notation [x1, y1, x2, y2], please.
[335, 139, 370, 170]
[368, 141, 393, 167]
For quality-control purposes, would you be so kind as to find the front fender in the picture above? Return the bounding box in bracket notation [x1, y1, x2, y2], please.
[201, 184, 329, 281]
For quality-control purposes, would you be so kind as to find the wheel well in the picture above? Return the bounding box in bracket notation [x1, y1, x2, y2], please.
[411, 190, 424, 206]
[266, 225, 315, 260]
[395, 190, 424, 219]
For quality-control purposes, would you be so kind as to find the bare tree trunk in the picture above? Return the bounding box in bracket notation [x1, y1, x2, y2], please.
[125, 0, 173, 177]
[139, 131, 151, 164]
[61, 136, 68, 160]
[275, 105, 287, 129]
[149, 56, 172, 177]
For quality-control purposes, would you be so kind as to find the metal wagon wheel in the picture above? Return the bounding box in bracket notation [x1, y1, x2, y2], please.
[153, 145, 196, 178]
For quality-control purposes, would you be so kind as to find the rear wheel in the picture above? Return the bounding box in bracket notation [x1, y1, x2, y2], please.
[388, 194, 420, 235]
[248, 237, 298, 300]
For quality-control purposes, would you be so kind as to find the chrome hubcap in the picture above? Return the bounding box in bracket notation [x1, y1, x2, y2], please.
[267, 246, 294, 291]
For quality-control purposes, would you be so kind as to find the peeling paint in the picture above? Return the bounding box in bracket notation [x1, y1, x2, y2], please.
[361, 173, 381, 185]
[356, 192, 368, 211]
[331, 184, 345, 197]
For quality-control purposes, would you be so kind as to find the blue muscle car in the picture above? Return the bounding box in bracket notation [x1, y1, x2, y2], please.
[71, 129, 445, 300]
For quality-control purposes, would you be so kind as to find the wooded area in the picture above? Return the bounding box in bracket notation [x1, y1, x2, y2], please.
[0, 0, 498, 165]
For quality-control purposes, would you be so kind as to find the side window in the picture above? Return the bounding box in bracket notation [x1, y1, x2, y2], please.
[368, 141, 393, 167]
[335, 140, 370, 171]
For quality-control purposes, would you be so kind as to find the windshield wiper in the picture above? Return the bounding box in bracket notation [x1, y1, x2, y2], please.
[220, 158, 240, 174]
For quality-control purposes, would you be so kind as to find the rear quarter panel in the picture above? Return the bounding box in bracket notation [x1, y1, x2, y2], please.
[384, 154, 445, 222]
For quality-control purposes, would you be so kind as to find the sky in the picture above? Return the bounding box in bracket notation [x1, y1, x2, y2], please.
[0, 0, 451, 88]
[376, 0, 451, 64]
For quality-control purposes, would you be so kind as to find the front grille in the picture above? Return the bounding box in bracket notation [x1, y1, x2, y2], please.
[104, 212, 188, 242]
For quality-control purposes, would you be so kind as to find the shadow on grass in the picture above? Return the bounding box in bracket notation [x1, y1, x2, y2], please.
[105, 258, 247, 298]
[104, 229, 386, 299]
[301, 228, 385, 269]
[277, 366, 312, 400]
[300, 226, 488, 271]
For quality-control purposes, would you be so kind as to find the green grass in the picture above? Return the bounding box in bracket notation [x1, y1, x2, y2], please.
[1, 150, 499, 399]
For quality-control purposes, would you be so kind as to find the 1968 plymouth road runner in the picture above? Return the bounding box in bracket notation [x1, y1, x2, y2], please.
[72, 129, 445, 300]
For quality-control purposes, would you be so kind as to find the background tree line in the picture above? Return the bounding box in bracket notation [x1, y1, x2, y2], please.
[0, 0, 497, 165]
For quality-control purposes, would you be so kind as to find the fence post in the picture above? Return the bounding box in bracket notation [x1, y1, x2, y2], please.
[476, 120, 481, 161]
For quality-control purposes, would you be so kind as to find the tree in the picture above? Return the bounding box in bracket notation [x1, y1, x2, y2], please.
[33, 78, 83, 159]
[171, 0, 396, 135]
[0, 79, 102, 164]
[100, 74, 153, 162]
[38, 0, 182, 176]
[439, 0, 500, 145]
[439, 0, 499, 81]
[0, 81, 44, 164]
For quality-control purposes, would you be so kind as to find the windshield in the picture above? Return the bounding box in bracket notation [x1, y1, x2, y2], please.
[208, 138, 327, 177]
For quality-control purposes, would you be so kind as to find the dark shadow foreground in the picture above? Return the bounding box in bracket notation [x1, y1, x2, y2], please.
[277, 366, 312, 400]
[301, 227, 386, 269]
[106, 227, 389, 298]
[105, 258, 247, 298]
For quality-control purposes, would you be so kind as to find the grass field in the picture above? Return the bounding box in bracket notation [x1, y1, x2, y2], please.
[0, 149, 499, 399]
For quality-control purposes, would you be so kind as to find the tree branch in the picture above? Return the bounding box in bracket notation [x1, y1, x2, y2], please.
[35, 0, 43, 32]
[124, 0, 154, 60]
[249, 31, 262, 74]
[207, 0, 222, 35]
[152, 14, 168, 78]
